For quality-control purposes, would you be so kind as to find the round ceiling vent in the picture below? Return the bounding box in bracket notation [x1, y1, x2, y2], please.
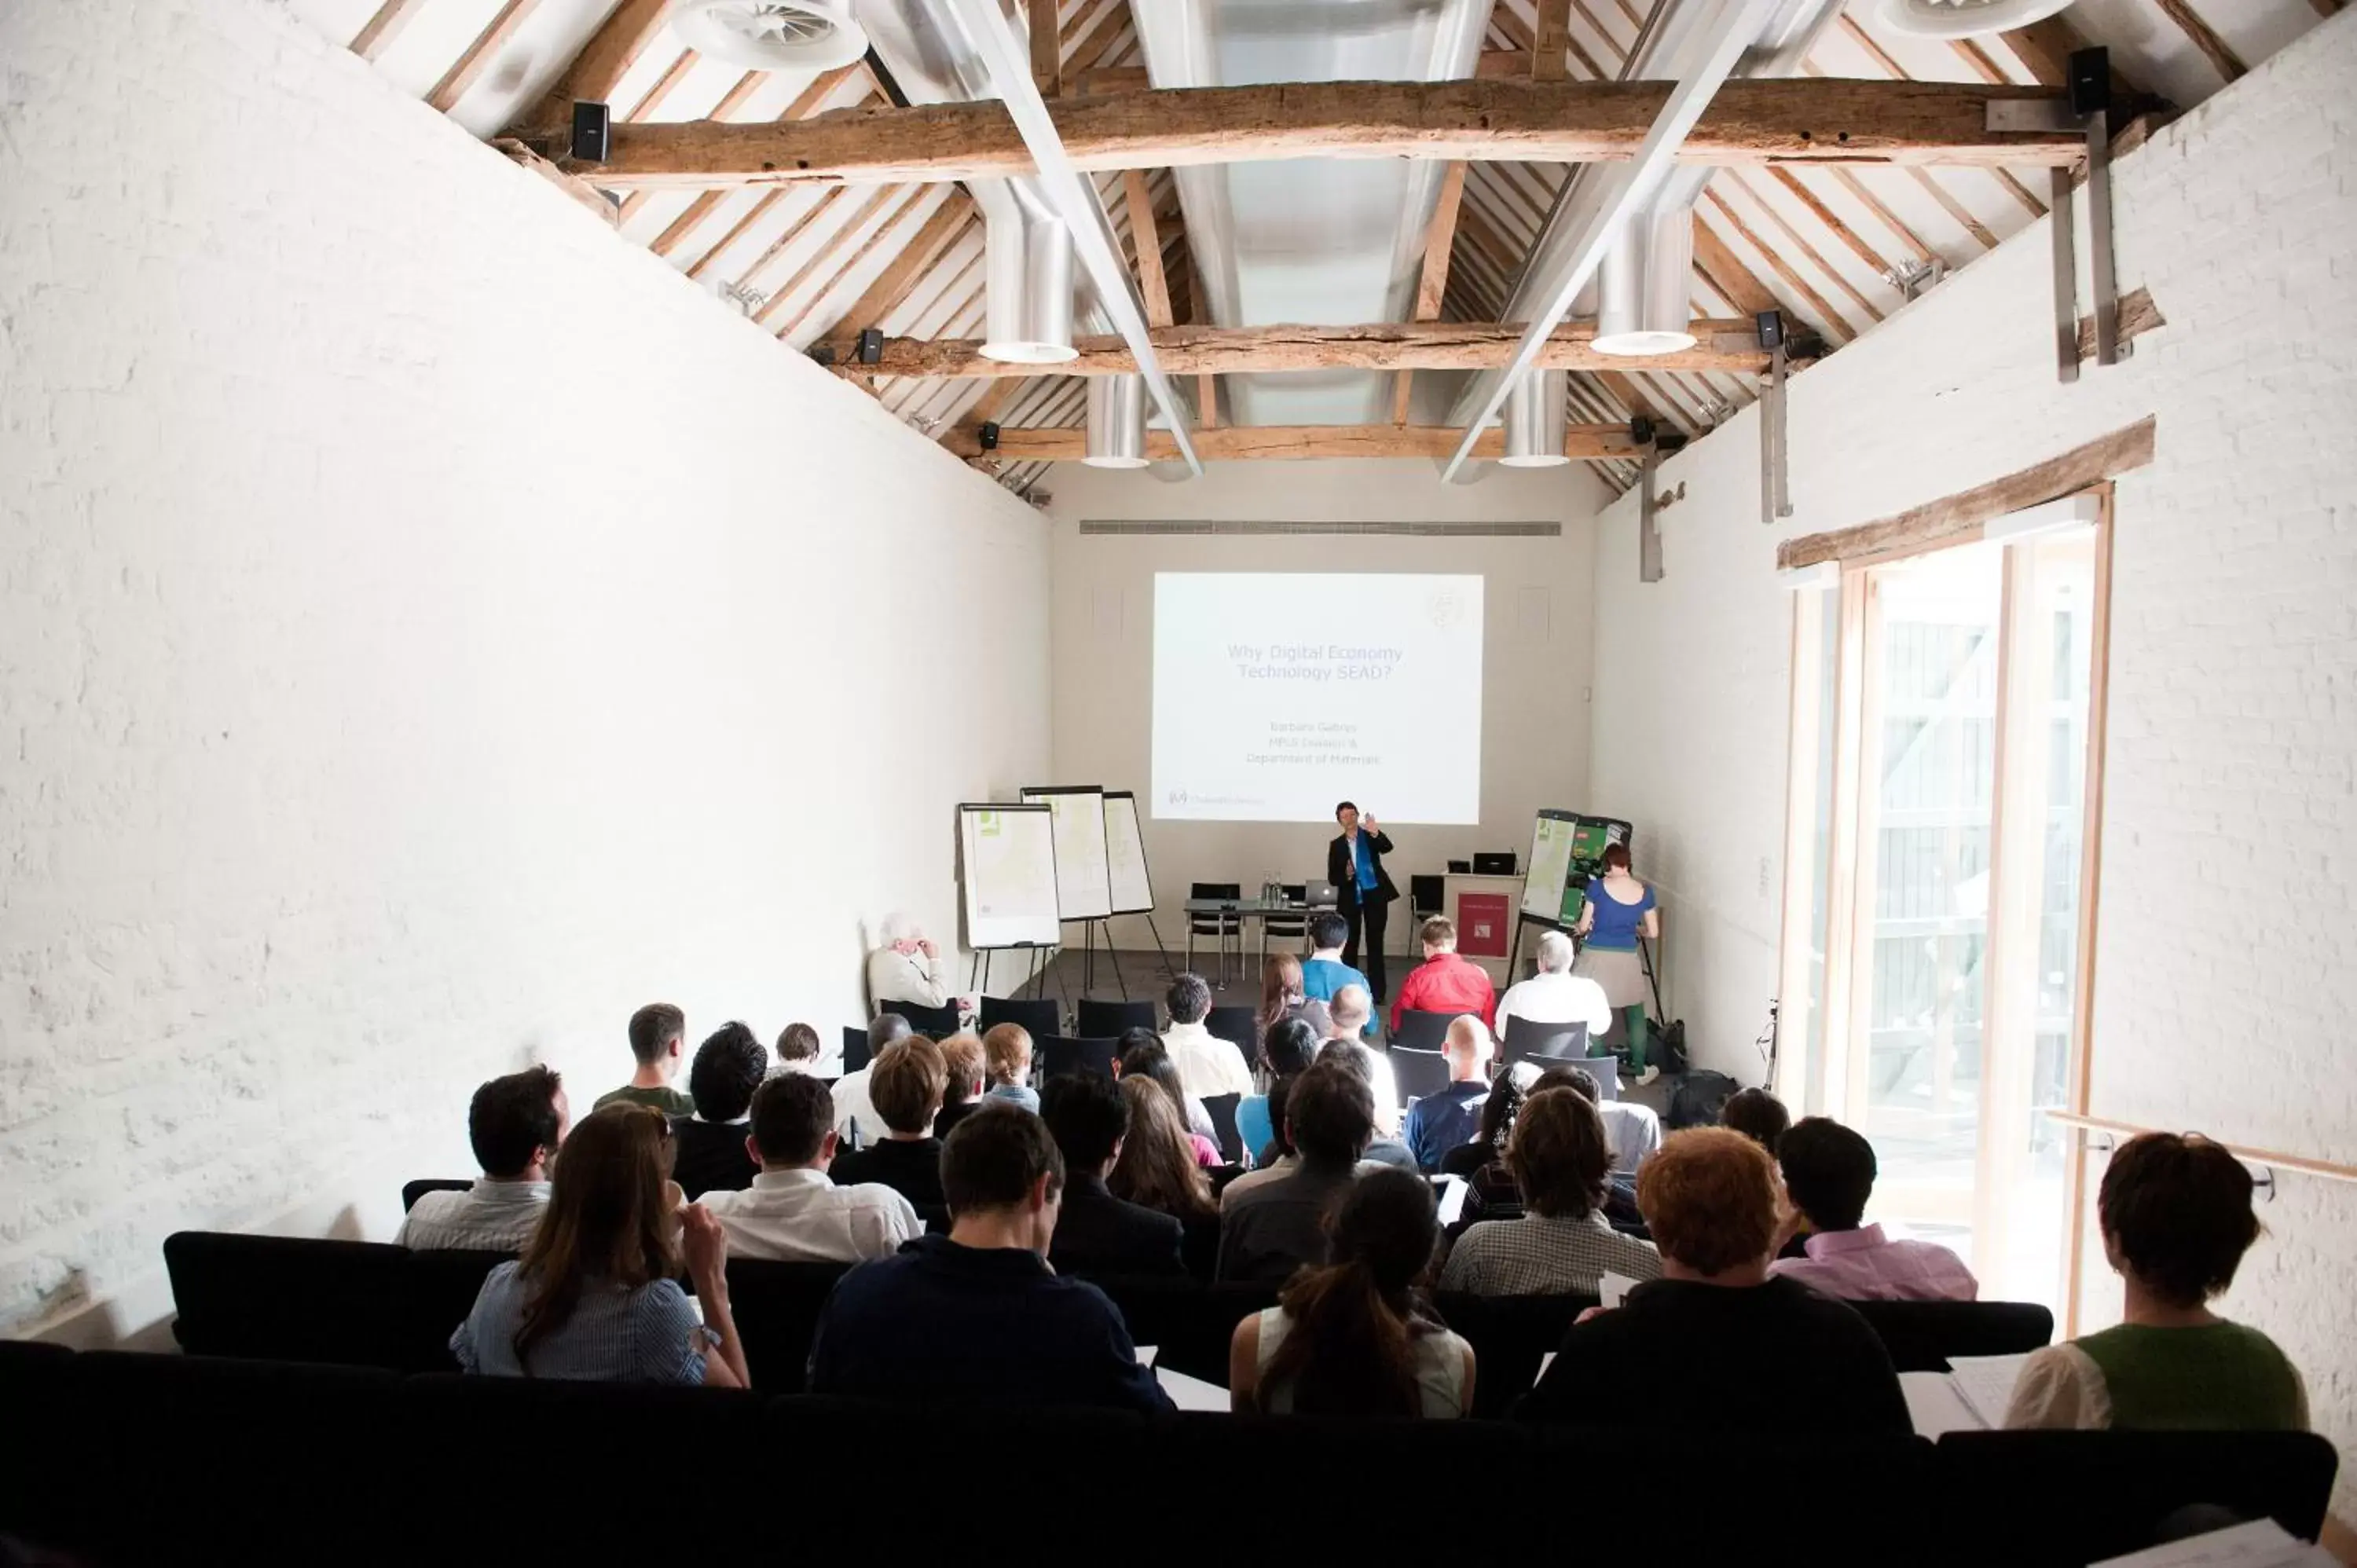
[1877, 0, 2076, 38]
[672, 1, 871, 72]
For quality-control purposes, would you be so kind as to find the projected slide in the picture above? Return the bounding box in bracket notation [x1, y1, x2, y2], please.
[1153, 572, 1484, 823]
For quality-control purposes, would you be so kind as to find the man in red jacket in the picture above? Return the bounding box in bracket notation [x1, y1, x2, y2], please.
[1389, 915, 1497, 1034]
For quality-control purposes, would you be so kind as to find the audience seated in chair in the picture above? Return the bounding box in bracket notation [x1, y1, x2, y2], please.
[452, 1102, 749, 1387]
[1436, 1069, 1530, 1227]
[983, 1022, 1039, 1112]
[1524, 1064, 1645, 1233]
[1317, 1039, 1417, 1172]
[1323, 987, 1397, 1134]
[1299, 910, 1371, 1006]
[1041, 1072, 1186, 1277]
[596, 1002, 694, 1117]
[1440, 1087, 1661, 1297]
[700, 1072, 921, 1264]
[1770, 1116, 1978, 1302]
[1388, 916, 1497, 1035]
[1721, 1086, 1790, 1155]
[1517, 1127, 1908, 1435]
[1494, 930, 1612, 1044]
[1402, 1014, 1494, 1173]
[1117, 1031, 1222, 1165]
[932, 1032, 988, 1140]
[773, 1021, 827, 1077]
[398, 1066, 569, 1251]
[807, 1103, 1174, 1413]
[1238, 1016, 1322, 1163]
[865, 910, 964, 1016]
[2005, 1131, 2307, 1433]
[829, 1035, 948, 1209]
[1257, 953, 1307, 1040]
[1230, 1168, 1475, 1419]
[1108, 1075, 1219, 1228]
[1162, 972, 1254, 1101]
[1217, 1061, 1374, 1285]
[669, 1022, 767, 1201]
[831, 1012, 911, 1143]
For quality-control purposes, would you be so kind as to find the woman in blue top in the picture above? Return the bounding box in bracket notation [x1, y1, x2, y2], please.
[1573, 843, 1662, 1084]
[452, 1102, 750, 1386]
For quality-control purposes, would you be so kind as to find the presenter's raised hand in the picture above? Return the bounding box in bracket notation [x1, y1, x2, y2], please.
[1362, 812, 1378, 834]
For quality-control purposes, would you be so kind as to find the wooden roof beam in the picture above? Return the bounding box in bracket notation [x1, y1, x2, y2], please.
[951, 423, 1644, 463]
[571, 79, 2086, 187]
[812, 317, 1776, 379]
[510, 0, 676, 136]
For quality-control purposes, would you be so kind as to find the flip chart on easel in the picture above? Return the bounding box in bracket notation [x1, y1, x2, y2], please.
[958, 804, 1062, 950]
[1020, 785, 1113, 921]
[1104, 791, 1155, 916]
[1522, 810, 1579, 920]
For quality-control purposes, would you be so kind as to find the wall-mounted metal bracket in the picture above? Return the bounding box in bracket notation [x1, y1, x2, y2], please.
[1996, 50, 2119, 383]
[1756, 310, 1791, 523]
[1640, 445, 1665, 584]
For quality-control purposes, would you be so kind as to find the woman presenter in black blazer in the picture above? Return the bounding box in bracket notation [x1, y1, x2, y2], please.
[1326, 802, 1398, 1002]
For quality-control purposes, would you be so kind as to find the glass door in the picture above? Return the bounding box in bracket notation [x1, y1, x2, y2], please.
[1779, 493, 2111, 1308]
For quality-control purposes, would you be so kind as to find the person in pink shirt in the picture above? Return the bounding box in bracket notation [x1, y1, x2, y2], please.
[1769, 1117, 1978, 1302]
[1389, 916, 1497, 1034]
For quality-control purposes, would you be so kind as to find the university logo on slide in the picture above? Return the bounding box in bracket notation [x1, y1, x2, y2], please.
[1427, 588, 1467, 629]
[1168, 788, 1189, 807]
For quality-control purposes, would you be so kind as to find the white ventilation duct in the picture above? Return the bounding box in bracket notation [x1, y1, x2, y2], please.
[981, 207, 1077, 364]
[1498, 371, 1571, 467]
[1593, 206, 1699, 357]
[1085, 376, 1151, 468]
[672, 1, 870, 71]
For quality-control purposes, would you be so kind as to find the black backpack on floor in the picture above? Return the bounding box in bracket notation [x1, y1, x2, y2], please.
[1666, 1068, 1738, 1130]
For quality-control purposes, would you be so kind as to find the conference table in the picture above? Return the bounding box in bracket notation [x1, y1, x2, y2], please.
[1181, 894, 1332, 984]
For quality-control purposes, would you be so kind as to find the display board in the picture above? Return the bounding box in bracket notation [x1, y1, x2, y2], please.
[1522, 810, 1580, 920]
[1020, 785, 1113, 921]
[1103, 790, 1155, 916]
[958, 804, 1062, 950]
[1557, 817, 1634, 927]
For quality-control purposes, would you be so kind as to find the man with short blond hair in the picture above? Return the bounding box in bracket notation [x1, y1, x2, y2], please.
[982, 1022, 1038, 1112]
[829, 1035, 949, 1210]
[1388, 916, 1497, 1034]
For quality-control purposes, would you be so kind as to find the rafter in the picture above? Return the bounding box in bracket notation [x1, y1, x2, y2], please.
[648, 65, 871, 262]
[2152, 0, 2247, 82]
[350, 0, 429, 62]
[1120, 170, 1175, 329]
[1395, 162, 1468, 425]
[1531, 0, 1574, 82]
[1031, 0, 1065, 97]
[819, 193, 977, 337]
[812, 317, 1774, 379]
[1701, 189, 1853, 343]
[952, 423, 1643, 463]
[574, 79, 2083, 186]
[511, 0, 677, 135]
[429, 0, 546, 115]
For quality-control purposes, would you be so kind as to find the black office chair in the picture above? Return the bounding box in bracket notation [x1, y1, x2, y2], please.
[1391, 1008, 1455, 1053]
[1847, 1299, 2054, 1372]
[162, 1233, 414, 1370]
[1185, 881, 1243, 987]
[1499, 1017, 1590, 1070]
[1409, 874, 1445, 967]
[723, 1258, 854, 1394]
[1038, 1035, 1121, 1079]
[1431, 1291, 1596, 1418]
[403, 1247, 517, 1372]
[977, 995, 1060, 1042]
[401, 1178, 472, 1212]
[1390, 1046, 1452, 1107]
[1203, 1004, 1258, 1064]
[1076, 998, 1156, 1039]
[1200, 1091, 1244, 1163]
[876, 998, 959, 1038]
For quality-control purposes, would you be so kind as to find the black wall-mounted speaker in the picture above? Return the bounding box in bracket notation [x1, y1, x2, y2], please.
[570, 101, 611, 163]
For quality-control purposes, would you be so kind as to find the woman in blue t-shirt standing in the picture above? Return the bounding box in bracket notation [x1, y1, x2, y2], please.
[1573, 843, 1661, 1084]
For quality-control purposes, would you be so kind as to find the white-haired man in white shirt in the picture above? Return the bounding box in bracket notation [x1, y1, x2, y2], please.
[1496, 929, 1615, 1047]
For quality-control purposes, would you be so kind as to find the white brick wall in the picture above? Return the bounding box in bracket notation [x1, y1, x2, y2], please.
[1589, 12, 2357, 1510]
[0, 0, 1050, 1339]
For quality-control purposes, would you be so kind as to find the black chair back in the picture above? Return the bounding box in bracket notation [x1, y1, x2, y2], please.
[724, 1258, 854, 1393]
[1500, 1017, 1589, 1070]
[403, 1248, 515, 1371]
[1391, 1046, 1452, 1105]
[1847, 1298, 2054, 1372]
[1091, 1275, 1279, 1385]
[878, 998, 960, 1037]
[841, 1024, 871, 1074]
[1935, 1430, 2340, 1565]
[1076, 998, 1157, 1039]
[163, 1231, 415, 1370]
[401, 1178, 474, 1212]
[977, 995, 1061, 1042]
[1040, 1034, 1122, 1079]
[1200, 1091, 1244, 1163]
[1431, 1291, 1597, 1418]
[1392, 1008, 1455, 1053]
[1204, 1003, 1259, 1057]
[1412, 874, 1446, 910]
[1187, 882, 1243, 936]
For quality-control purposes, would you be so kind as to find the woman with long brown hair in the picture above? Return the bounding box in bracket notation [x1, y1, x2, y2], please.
[1108, 1075, 1216, 1219]
[452, 1102, 750, 1386]
[1257, 952, 1305, 1038]
[1227, 1167, 1473, 1418]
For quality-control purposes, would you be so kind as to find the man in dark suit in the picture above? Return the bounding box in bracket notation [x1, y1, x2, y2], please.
[1325, 800, 1398, 1002]
[1038, 1072, 1185, 1277]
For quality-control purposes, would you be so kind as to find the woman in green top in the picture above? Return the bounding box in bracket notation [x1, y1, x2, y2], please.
[2006, 1131, 2306, 1431]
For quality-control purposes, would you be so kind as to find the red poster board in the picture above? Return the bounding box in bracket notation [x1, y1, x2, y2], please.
[1457, 892, 1512, 959]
